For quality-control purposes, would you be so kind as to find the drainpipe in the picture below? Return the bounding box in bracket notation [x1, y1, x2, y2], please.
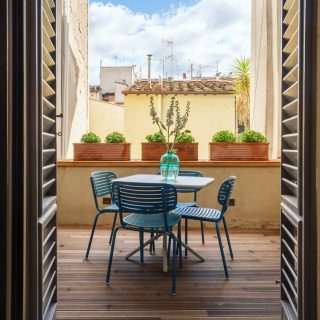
[61, 0, 70, 159]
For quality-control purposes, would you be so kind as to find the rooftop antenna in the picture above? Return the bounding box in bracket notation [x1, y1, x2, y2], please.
[162, 39, 174, 79]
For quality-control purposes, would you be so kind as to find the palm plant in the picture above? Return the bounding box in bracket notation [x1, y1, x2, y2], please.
[232, 57, 250, 131]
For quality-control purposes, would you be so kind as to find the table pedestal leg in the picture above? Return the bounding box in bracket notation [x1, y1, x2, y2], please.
[125, 234, 162, 260]
[125, 233, 205, 271]
[180, 242, 205, 262]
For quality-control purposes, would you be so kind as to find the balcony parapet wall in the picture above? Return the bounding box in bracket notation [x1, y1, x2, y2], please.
[57, 160, 280, 228]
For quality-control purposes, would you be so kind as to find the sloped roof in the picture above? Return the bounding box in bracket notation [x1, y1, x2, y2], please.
[123, 79, 234, 95]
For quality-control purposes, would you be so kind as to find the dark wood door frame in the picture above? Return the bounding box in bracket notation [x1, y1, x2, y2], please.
[0, 0, 44, 319]
[0, 0, 25, 318]
[301, 0, 318, 318]
[0, 0, 10, 317]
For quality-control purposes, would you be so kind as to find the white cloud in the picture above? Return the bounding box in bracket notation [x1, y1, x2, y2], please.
[89, 0, 251, 84]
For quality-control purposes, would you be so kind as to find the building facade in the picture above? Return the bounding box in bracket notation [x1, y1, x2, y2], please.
[59, 0, 89, 159]
[89, 98, 124, 139]
[123, 80, 236, 160]
[100, 65, 135, 103]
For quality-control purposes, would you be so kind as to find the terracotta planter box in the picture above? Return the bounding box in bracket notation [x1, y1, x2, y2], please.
[209, 142, 269, 161]
[73, 143, 131, 161]
[141, 142, 198, 161]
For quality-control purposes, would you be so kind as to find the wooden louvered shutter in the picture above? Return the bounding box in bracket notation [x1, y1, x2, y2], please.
[281, 0, 317, 319]
[40, 0, 58, 319]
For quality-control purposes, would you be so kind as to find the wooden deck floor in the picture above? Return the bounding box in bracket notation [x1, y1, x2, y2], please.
[57, 226, 281, 319]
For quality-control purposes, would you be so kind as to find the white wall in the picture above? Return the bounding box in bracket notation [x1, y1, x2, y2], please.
[62, 0, 89, 159]
[250, 0, 281, 159]
[100, 66, 135, 103]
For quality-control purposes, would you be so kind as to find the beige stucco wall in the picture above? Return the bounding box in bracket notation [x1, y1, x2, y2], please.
[63, 0, 89, 159]
[124, 94, 236, 160]
[89, 99, 124, 139]
[251, 0, 281, 159]
[57, 164, 280, 229]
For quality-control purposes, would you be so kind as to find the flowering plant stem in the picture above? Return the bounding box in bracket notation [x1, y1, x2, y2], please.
[149, 96, 190, 152]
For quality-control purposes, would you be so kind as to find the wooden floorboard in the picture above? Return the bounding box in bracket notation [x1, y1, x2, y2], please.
[57, 226, 281, 319]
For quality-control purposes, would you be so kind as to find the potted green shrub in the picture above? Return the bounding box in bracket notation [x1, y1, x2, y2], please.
[141, 132, 167, 161]
[141, 130, 198, 161]
[174, 130, 198, 161]
[209, 130, 269, 161]
[73, 131, 130, 161]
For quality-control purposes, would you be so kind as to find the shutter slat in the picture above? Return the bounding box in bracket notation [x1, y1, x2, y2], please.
[282, 268, 298, 300]
[283, 46, 298, 68]
[283, 12, 298, 39]
[283, 0, 298, 25]
[282, 283, 298, 317]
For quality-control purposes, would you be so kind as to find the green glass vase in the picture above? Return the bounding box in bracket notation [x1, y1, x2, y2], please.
[160, 151, 179, 181]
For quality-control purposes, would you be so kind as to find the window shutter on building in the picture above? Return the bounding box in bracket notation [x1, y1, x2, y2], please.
[40, 0, 58, 318]
[281, 0, 317, 319]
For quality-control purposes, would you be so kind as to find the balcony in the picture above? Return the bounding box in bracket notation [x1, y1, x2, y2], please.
[56, 160, 281, 318]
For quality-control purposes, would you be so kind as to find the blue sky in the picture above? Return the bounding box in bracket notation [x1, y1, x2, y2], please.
[89, 0, 198, 14]
[89, 0, 251, 84]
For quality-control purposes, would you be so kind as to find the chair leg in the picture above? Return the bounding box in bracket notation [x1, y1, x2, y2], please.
[139, 230, 144, 263]
[167, 227, 173, 265]
[149, 229, 156, 253]
[184, 218, 188, 257]
[167, 234, 172, 265]
[85, 213, 100, 259]
[216, 223, 229, 279]
[171, 234, 177, 295]
[222, 217, 234, 260]
[178, 221, 183, 269]
[106, 226, 120, 284]
[200, 221, 205, 244]
[109, 212, 118, 245]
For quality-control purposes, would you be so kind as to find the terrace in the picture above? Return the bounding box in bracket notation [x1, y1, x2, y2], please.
[56, 159, 281, 319]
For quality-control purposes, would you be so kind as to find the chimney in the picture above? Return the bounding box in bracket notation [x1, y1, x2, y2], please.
[147, 54, 152, 89]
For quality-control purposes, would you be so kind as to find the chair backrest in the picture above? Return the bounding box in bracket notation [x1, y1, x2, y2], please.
[217, 176, 236, 215]
[90, 171, 117, 211]
[112, 182, 177, 229]
[175, 170, 203, 191]
[157, 170, 203, 195]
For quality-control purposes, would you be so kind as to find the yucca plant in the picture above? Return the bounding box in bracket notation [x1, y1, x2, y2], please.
[232, 57, 250, 131]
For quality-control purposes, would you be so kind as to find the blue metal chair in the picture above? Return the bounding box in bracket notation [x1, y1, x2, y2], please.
[173, 176, 236, 278]
[175, 171, 205, 257]
[106, 182, 182, 295]
[151, 171, 204, 255]
[85, 171, 119, 259]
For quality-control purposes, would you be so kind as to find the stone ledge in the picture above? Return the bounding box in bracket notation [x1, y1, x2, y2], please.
[58, 159, 280, 168]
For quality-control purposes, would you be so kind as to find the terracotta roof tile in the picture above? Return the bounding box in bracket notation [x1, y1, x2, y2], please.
[123, 79, 234, 95]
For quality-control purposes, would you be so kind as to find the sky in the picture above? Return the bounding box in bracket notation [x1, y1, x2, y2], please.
[89, 0, 199, 14]
[89, 0, 251, 85]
